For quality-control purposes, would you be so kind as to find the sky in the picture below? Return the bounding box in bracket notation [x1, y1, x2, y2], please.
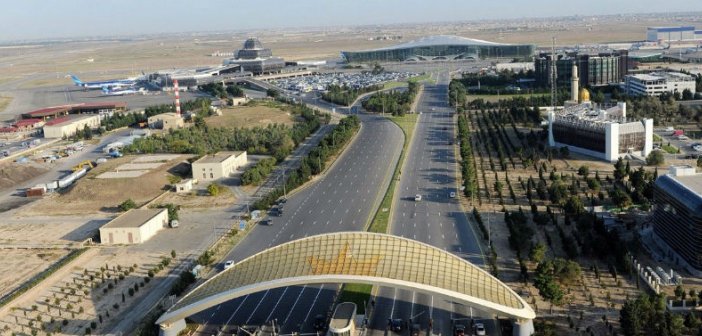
[1, 0, 701, 42]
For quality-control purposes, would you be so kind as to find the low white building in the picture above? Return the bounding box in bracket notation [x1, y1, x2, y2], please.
[623, 72, 697, 97]
[192, 151, 247, 181]
[175, 179, 194, 193]
[100, 208, 168, 244]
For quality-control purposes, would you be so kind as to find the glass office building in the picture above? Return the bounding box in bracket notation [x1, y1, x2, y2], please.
[534, 51, 629, 87]
[341, 35, 535, 63]
[653, 168, 702, 273]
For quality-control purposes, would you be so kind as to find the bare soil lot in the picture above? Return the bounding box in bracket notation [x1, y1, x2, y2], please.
[0, 248, 68, 297]
[21, 155, 188, 216]
[0, 162, 50, 190]
[206, 104, 295, 129]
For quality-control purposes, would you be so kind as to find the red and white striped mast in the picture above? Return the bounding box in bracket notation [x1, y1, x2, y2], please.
[173, 79, 181, 116]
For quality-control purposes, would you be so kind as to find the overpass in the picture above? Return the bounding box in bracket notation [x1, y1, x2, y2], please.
[157, 232, 535, 336]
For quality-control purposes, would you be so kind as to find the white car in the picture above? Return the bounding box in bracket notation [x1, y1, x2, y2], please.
[449, 192, 456, 198]
[223, 260, 234, 270]
[474, 323, 486, 336]
[414, 194, 422, 202]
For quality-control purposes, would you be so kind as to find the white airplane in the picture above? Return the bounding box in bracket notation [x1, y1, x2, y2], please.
[102, 86, 145, 96]
[68, 74, 140, 90]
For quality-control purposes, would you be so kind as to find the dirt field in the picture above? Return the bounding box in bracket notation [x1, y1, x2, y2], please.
[156, 187, 236, 209]
[0, 96, 11, 112]
[206, 105, 295, 129]
[21, 155, 188, 216]
[0, 161, 50, 190]
[0, 249, 68, 298]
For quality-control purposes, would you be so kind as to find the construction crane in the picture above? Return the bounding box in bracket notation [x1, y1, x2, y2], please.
[72, 160, 94, 172]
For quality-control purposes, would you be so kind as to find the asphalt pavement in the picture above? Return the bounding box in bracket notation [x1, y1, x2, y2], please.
[191, 108, 404, 335]
[368, 72, 496, 336]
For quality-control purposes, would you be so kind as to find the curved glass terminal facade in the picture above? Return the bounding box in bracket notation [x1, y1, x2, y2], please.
[341, 36, 535, 63]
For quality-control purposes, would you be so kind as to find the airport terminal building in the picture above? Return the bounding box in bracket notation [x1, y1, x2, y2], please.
[341, 35, 535, 63]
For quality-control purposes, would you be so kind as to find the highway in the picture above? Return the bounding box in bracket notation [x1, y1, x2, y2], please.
[368, 72, 496, 336]
[191, 109, 404, 335]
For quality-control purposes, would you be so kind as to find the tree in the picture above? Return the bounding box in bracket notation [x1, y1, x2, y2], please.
[559, 146, 570, 159]
[118, 199, 137, 212]
[614, 157, 628, 180]
[620, 297, 645, 336]
[578, 165, 590, 177]
[563, 196, 584, 216]
[675, 285, 685, 300]
[83, 125, 93, 140]
[647, 150, 665, 166]
[697, 156, 702, 168]
[207, 183, 220, 196]
[266, 88, 279, 98]
[529, 242, 547, 263]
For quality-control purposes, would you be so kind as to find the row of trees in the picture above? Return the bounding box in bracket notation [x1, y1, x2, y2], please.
[253, 115, 361, 210]
[618, 293, 702, 336]
[457, 114, 478, 200]
[199, 83, 245, 99]
[101, 98, 212, 131]
[124, 103, 323, 161]
[321, 84, 383, 106]
[241, 157, 276, 185]
[362, 82, 419, 116]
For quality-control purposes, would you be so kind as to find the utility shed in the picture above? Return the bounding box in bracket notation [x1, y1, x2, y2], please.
[100, 208, 168, 244]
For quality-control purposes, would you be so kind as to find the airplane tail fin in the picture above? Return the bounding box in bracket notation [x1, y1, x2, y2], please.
[70, 75, 83, 85]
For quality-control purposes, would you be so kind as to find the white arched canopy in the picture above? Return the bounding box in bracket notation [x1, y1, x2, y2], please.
[157, 232, 535, 333]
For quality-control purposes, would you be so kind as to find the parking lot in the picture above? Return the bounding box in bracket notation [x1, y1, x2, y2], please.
[270, 71, 418, 93]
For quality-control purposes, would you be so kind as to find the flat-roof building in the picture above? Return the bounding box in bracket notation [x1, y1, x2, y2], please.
[534, 50, 629, 87]
[647, 26, 696, 42]
[624, 72, 697, 97]
[148, 112, 184, 130]
[652, 166, 702, 276]
[547, 63, 653, 162]
[22, 102, 127, 120]
[42, 115, 101, 138]
[192, 151, 247, 181]
[341, 35, 535, 63]
[100, 208, 168, 244]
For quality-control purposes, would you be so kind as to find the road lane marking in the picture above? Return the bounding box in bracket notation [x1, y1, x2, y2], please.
[302, 285, 325, 328]
[283, 286, 307, 325]
[265, 287, 289, 322]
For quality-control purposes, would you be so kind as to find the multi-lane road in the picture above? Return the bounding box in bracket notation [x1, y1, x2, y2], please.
[192, 72, 495, 336]
[368, 73, 495, 336]
[190, 110, 404, 334]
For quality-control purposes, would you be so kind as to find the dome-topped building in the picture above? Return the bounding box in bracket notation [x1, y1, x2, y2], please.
[236, 38, 274, 60]
[225, 37, 284, 75]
